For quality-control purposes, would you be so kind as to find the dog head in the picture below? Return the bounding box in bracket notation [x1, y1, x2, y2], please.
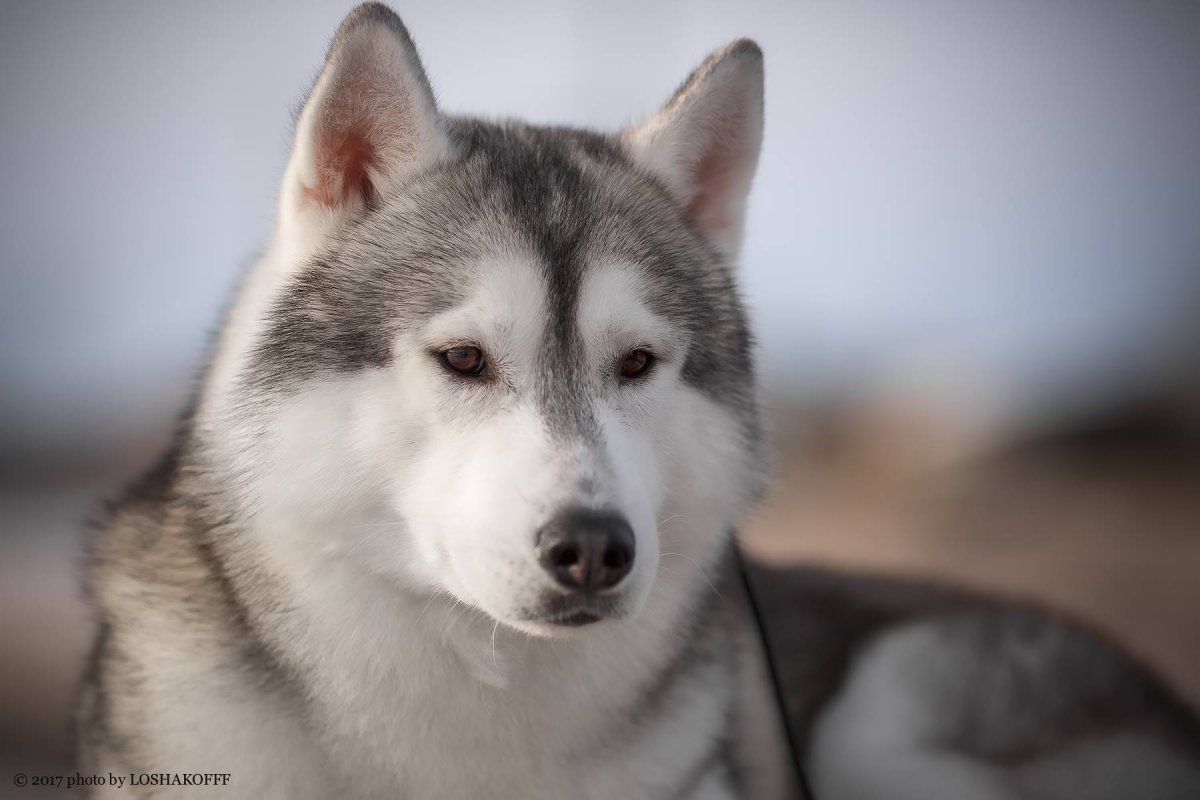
[198, 3, 764, 636]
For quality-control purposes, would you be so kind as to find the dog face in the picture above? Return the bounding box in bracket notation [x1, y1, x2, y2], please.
[199, 4, 764, 636]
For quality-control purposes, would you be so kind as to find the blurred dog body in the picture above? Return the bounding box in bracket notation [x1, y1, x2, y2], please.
[755, 567, 1200, 800]
[76, 4, 1200, 799]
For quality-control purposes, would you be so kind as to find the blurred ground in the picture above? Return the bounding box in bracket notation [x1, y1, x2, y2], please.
[3, 393, 1198, 799]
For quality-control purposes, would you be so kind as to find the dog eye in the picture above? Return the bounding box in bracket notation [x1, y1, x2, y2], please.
[618, 349, 654, 381]
[440, 346, 487, 377]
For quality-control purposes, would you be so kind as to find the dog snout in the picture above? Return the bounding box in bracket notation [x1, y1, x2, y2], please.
[536, 508, 635, 593]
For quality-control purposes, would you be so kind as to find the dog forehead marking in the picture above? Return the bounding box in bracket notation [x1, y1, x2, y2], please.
[577, 261, 681, 357]
[421, 253, 548, 354]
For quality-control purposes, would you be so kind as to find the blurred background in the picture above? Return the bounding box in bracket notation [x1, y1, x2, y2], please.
[2, 0, 1198, 794]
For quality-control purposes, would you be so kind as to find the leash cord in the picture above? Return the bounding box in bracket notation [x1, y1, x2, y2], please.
[733, 541, 817, 799]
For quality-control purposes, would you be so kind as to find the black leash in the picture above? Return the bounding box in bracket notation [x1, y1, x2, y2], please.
[733, 541, 817, 799]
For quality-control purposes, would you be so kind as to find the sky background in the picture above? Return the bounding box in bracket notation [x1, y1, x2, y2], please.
[2, 0, 1199, 457]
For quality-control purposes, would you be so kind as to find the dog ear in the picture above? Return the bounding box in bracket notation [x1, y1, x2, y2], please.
[279, 3, 447, 238]
[623, 40, 764, 261]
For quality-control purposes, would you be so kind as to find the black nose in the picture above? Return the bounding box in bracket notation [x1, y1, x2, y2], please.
[536, 508, 636, 592]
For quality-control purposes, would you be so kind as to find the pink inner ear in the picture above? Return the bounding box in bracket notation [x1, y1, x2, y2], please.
[302, 59, 395, 211]
[676, 80, 757, 243]
[305, 120, 378, 210]
[687, 147, 739, 235]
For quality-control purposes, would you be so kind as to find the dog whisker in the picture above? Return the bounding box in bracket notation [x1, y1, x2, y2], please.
[348, 521, 407, 530]
[655, 514, 687, 531]
[414, 590, 446, 626]
[333, 528, 391, 573]
[658, 552, 721, 597]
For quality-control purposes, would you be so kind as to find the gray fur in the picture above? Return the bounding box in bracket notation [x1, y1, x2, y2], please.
[77, 3, 1200, 799]
[253, 118, 757, 443]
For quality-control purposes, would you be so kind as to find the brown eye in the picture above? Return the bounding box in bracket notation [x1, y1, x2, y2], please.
[619, 349, 654, 381]
[441, 346, 487, 377]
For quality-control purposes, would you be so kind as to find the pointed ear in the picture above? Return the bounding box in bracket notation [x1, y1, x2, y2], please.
[279, 3, 448, 238]
[622, 40, 764, 261]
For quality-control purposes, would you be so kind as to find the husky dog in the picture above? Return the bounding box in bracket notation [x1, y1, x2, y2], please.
[80, 4, 790, 798]
[79, 4, 1200, 799]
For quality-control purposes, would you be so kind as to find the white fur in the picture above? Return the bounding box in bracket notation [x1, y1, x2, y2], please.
[183, 244, 779, 797]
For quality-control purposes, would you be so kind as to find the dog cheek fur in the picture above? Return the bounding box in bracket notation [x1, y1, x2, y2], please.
[658, 384, 759, 552]
[397, 403, 562, 615]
